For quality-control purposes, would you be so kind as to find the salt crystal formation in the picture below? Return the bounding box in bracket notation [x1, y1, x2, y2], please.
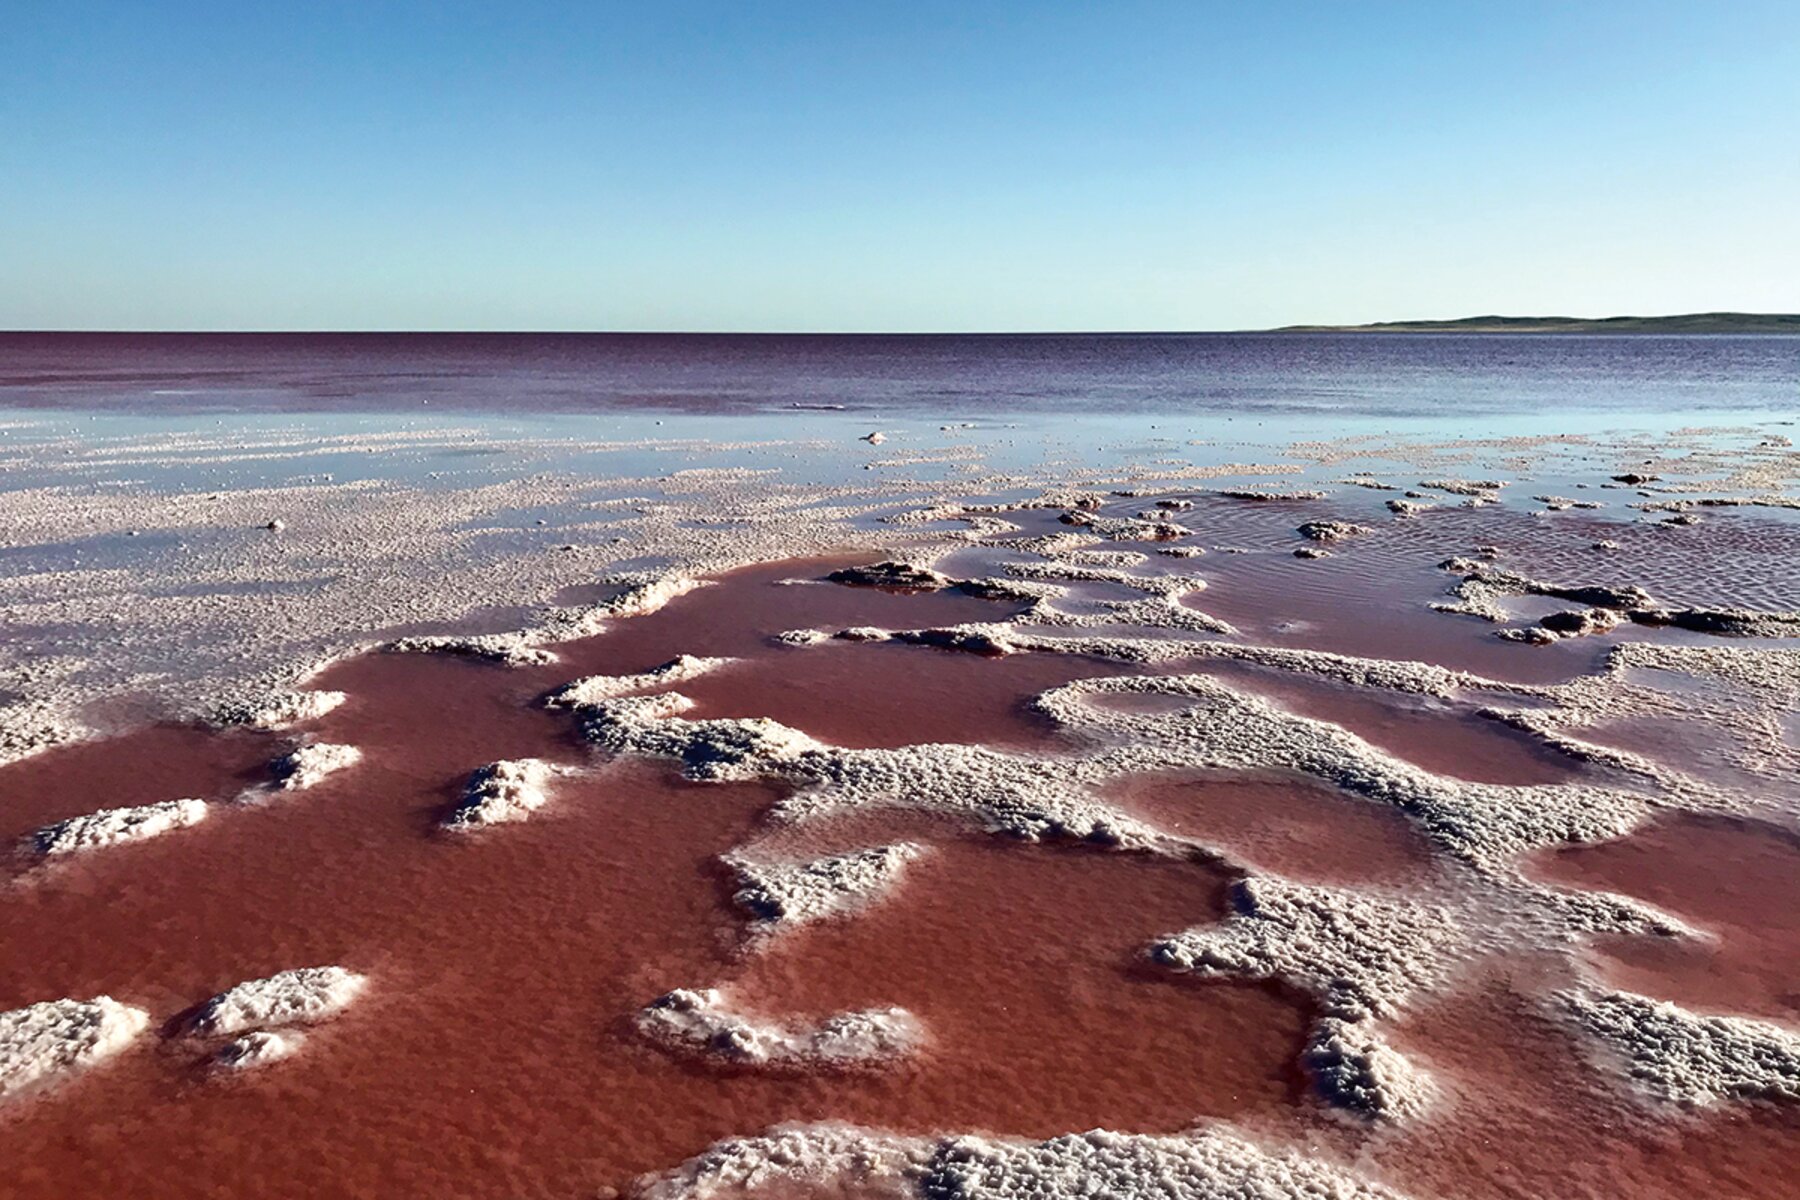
[1560, 988, 1800, 1106]
[215, 1029, 304, 1071]
[443, 758, 559, 828]
[209, 688, 346, 730]
[728, 842, 926, 927]
[190, 966, 367, 1037]
[0, 996, 150, 1100]
[270, 742, 362, 791]
[1151, 877, 1451, 1118]
[1296, 520, 1370, 542]
[637, 1122, 1407, 1200]
[32, 798, 208, 857]
[545, 655, 736, 706]
[637, 989, 923, 1068]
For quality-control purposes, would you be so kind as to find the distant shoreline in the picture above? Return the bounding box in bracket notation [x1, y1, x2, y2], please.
[1275, 312, 1800, 334]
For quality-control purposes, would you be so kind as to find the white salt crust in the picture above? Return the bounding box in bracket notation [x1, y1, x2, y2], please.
[727, 841, 926, 927]
[545, 655, 737, 706]
[270, 741, 362, 791]
[1151, 877, 1450, 1119]
[0, 996, 150, 1101]
[1560, 988, 1800, 1107]
[637, 1122, 1408, 1200]
[637, 989, 923, 1068]
[443, 759, 561, 828]
[190, 966, 367, 1037]
[32, 798, 208, 857]
[209, 688, 346, 730]
[215, 1029, 304, 1071]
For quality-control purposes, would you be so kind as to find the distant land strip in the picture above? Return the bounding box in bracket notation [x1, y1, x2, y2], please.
[1276, 312, 1800, 334]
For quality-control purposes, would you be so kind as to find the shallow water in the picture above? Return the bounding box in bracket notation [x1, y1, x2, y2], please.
[2, 335, 1798, 1198]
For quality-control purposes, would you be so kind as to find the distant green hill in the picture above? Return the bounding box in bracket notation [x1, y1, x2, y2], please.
[1276, 312, 1800, 334]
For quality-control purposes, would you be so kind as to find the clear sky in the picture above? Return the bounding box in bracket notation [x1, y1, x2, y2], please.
[3, 2, 1797, 331]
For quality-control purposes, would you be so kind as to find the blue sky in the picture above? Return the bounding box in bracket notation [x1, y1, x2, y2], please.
[3, 2, 1796, 330]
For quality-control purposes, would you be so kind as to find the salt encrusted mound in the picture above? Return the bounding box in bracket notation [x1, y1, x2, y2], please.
[1386, 498, 1432, 517]
[443, 759, 559, 828]
[825, 560, 951, 591]
[190, 966, 367, 1037]
[637, 1121, 929, 1199]
[215, 1029, 304, 1071]
[0, 996, 150, 1100]
[1060, 509, 1192, 541]
[598, 571, 707, 617]
[1296, 520, 1371, 542]
[545, 655, 736, 706]
[382, 631, 558, 666]
[923, 1127, 1409, 1200]
[1150, 877, 1451, 1120]
[1305, 1016, 1434, 1120]
[1215, 488, 1329, 502]
[637, 1122, 1407, 1200]
[269, 741, 362, 791]
[728, 842, 925, 927]
[574, 695, 828, 782]
[1560, 988, 1800, 1107]
[638, 988, 923, 1068]
[210, 688, 347, 730]
[1420, 478, 1506, 497]
[1151, 877, 1458, 1023]
[32, 798, 208, 857]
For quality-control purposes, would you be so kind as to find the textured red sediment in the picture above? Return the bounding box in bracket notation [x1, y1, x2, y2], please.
[1532, 813, 1800, 1021]
[0, 557, 1315, 1198]
[1377, 970, 1800, 1200]
[677, 642, 1121, 750]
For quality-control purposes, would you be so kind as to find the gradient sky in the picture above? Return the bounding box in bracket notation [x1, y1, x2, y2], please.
[4, 2, 1797, 331]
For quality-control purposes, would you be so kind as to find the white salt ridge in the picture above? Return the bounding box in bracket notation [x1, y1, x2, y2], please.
[568, 689, 1162, 847]
[638, 1122, 1407, 1200]
[545, 655, 737, 706]
[1151, 876, 1450, 1119]
[638, 988, 923, 1068]
[215, 1029, 304, 1071]
[209, 688, 346, 730]
[190, 966, 367, 1037]
[383, 631, 559, 666]
[1560, 988, 1800, 1107]
[443, 758, 561, 828]
[269, 741, 362, 791]
[728, 841, 926, 927]
[32, 798, 208, 857]
[0, 996, 150, 1100]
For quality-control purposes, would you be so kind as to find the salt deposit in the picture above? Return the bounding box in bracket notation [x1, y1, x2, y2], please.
[443, 759, 561, 828]
[637, 988, 923, 1068]
[727, 842, 926, 927]
[1560, 988, 1800, 1107]
[1296, 520, 1371, 542]
[545, 655, 736, 706]
[32, 798, 208, 857]
[0, 996, 149, 1100]
[209, 688, 346, 730]
[268, 741, 362, 791]
[190, 966, 367, 1037]
[637, 1122, 1408, 1200]
[215, 1029, 304, 1071]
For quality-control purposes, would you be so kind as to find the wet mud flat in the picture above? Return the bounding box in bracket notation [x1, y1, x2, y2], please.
[3, 465, 1800, 1200]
